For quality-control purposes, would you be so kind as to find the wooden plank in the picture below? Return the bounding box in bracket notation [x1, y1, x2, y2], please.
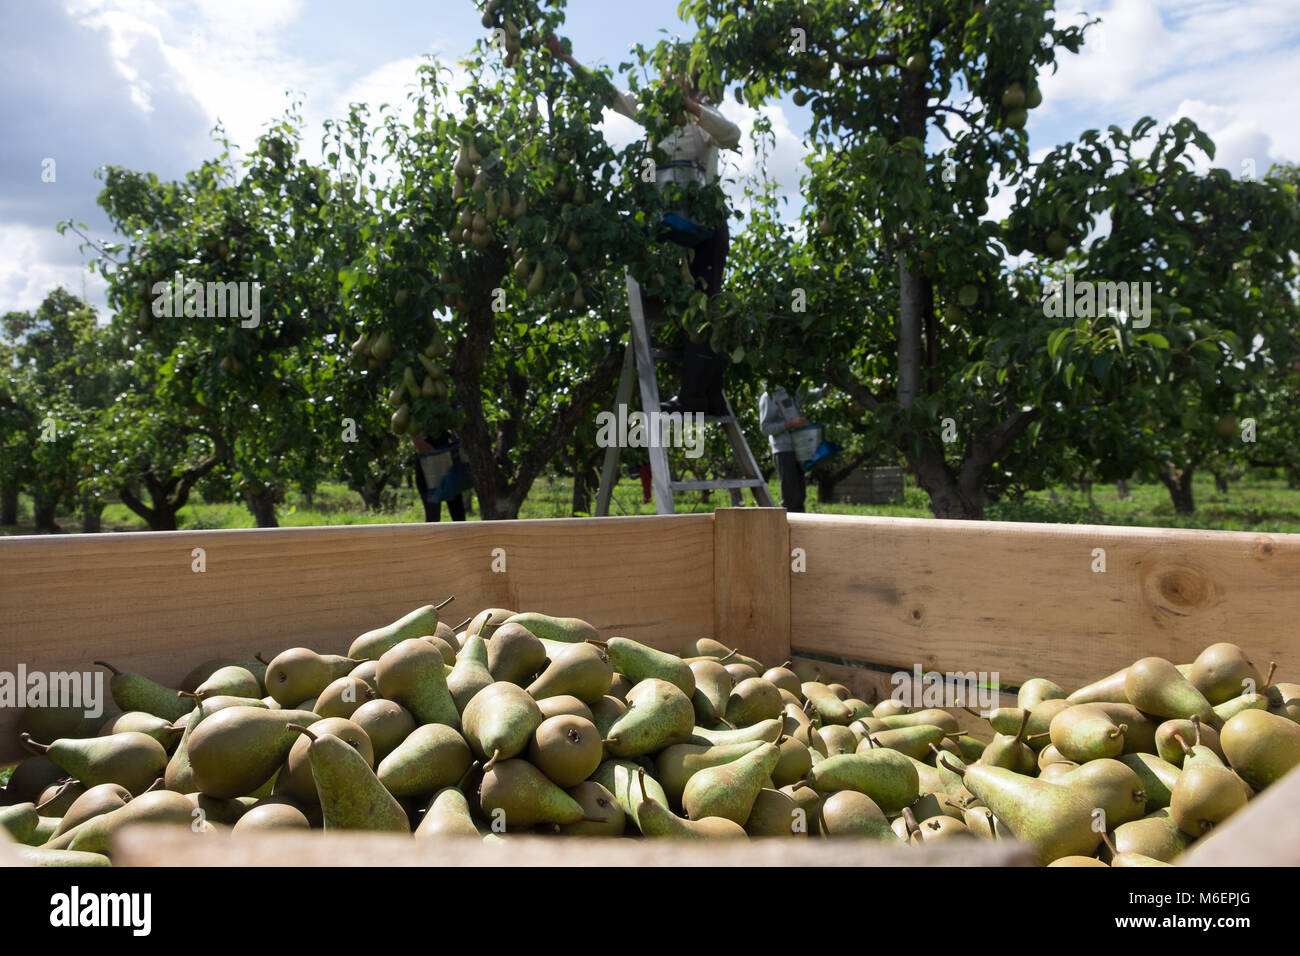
[1178, 763, 1300, 867]
[0, 515, 714, 761]
[109, 825, 1037, 867]
[789, 514, 1300, 694]
[713, 508, 790, 667]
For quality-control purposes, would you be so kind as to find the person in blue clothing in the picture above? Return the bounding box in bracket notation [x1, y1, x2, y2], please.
[411, 431, 467, 522]
[546, 34, 741, 416]
[759, 383, 829, 513]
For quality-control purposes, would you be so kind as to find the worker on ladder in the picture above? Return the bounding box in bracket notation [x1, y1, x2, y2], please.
[759, 383, 829, 513]
[546, 34, 740, 417]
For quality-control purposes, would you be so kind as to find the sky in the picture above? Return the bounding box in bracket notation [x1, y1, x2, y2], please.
[1, 0, 1298, 320]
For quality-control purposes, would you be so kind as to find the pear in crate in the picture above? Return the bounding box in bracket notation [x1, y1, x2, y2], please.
[603, 678, 695, 757]
[1187, 643, 1263, 705]
[802, 682, 853, 725]
[726, 678, 783, 726]
[526, 642, 613, 704]
[1106, 810, 1191, 863]
[377, 723, 473, 798]
[348, 599, 453, 660]
[51, 784, 132, 838]
[591, 758, 670, 834]
[1125, 657, 1215, 723]
[447, 634, 495, 713]
[349, 698, 415, 764]
[96, 661, 193, 723]
[313, 676, 376, 720]
[265, 648, 360, 708]
[1220, 708, 1300, 790]
[1119, 753, 1181, 810]
[536, 695, 594, 723]
[762, 662, 803, 699]
[559, 781, 626, 838]
[1169, 763, 1248, 837]
[603, 636, 694, 696]
[633, 768, 747, 839]
[376, 638, 460, 728]
[462, 681, 543, 767]
[689, 660, 732, 725]
[279, 717, 374, 804]
[232, 801, 311, 833]
[682, 742, 781, 824]
[187, 706, 322, 799]
[97, 711, 184, 750]
[288, 724, 408, 832]
[193, 665, 261, 701]
[528, 715, 603, 788]
[818, 790, 898, 841]
[467, 607, 518, 640]
[44, 790, 198, 854]
[1018, 678, 1067, 709]
[415, 787, 479, 838]
[478, 758, 587, 828]
[1049, 704, 1127, 762]
[1058, 758, 1147, 827]
[485, 622, 547, 685]
[21, 731, 166, 796]
[655, 739, 767, 807]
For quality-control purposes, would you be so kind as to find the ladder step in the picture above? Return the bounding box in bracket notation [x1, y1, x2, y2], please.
[670, 479, 766, 491]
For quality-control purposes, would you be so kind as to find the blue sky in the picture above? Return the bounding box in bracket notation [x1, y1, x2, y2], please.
[2, 0, 1298, 319]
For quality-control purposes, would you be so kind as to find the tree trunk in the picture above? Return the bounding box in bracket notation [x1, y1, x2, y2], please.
[81, 493, 103, 533]
[243, 488, 279, 527]
[1117, 479, 1131, 500]
[1213, 472, 1229, 494]
[119, 483, 180, 530]
[1, 485, 17, 525]
[571, 464, 592, 516]
[33, 497, 60, 533]
[1158, 465, 1196, 514]
[357, 480, 385, 512]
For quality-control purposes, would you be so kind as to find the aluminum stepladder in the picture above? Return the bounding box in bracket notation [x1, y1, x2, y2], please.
[594, 270, 774, 515]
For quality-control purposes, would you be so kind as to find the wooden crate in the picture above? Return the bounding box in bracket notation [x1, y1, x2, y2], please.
[826, 465, 907, 504]
[1, 509, 1297, 865]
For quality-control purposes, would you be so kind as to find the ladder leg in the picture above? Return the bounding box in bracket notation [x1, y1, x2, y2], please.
[626, 272, 674, 514]
[720, 393, 775, 507]
[595, 341, 635, 517]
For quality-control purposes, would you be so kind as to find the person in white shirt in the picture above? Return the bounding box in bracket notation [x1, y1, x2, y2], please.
[545, 35, 741, 416]
[759, 383, 829, 512]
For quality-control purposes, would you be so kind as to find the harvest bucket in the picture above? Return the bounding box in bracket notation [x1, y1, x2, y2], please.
[791, 424, 824, 463]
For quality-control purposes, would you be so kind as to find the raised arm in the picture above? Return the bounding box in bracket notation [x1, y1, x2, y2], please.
[545, 34, 637, 120]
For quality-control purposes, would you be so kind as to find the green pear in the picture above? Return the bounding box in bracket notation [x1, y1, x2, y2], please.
[349, 699, 415, 765]
[818, 790, 899, 840]
[193, 665, 261, 700]
[859, 724, 947, 761]
[559, 782, 626, 837]
[421, 636, 458, 666]
[279, 717, 374, 804]
[588, 695, 627, 739]
[1267, 682, 1300, 723]
[21, 731, 166, 796]
[97, 711, 185, 750]
[348, 600, 452, 660]
[415, 787, 479, 838]
[1213, 691, 1269, 724]
[187, 706, 321, 798]
[1085, 702, 1156, 754]
[536, 695, 594, 723]
[1058, 758, 1147, 827]
[1067, 666, 1129, 705]
[801, 750, 920, 812]
[1018, 678, 1067, 709]
[12, 847, 113, 867]
[232, 801, 311, 832]
[634, 768, 747, 839]
[1220, 708, 1300, 790]
[35, 779, 86, 818]
[605, 637, 694, 697]
[907, 813, 971, 844]
[0, 803, 38, 843]
[978, 725, 1037, 775]
[44, 790, 198, 854]
[1048, 856, 1109, 867]
[591, 759, 670, 834]
[264, 648, 359, 707]
[1155, 718, 1224, 766]
[871, 699, 911, 718]
[762, 663, 803, 698]
[655, 740, 767, 807]
[1124, 657, 1215, 723]
[500, 610, 594, 643]
[802, 682, 853, 725]
[287, 724, 408, 832]
[604, 679, 695, 758]
[1119, 753, 1181, 810]
[180, 657, 268, 695]
[689, 717, 783, 747]
[688, 660, 732, 725]
[1107, 810, 1191, 863]
[943, 758, 1100, 863]
[96, 661, 193, 722]
[376, 638, 460, 728]
[744, 787, 803, 837]
[608, 672, 634, 700]
[376, 723, 472, 798]
[1169, 763, 1249, 836]
[820, 724, 859, 756]
[526, 642, 613, 704]
[724, 663, 761, 684]
[447, 634, 495, 713]
[3, 755, 67, 805]
[187, 793, 256, 826]
[725, 678, 785, 727]
[1187, 643, 1263, 705]
[772, 735, 813, 789]
[878, 708, 960, 734]
[462, 681, 543, 768]
[165, 695, 269, 793]
[312, 676, 376, 720]
[478, 758, 586, 827]
[17, 704, 112, 746]
[485, 622, 547, 685]
[527, 715, 603, 788]
[1049, 704, 1127, 761]
[1038, 762, 1078, 782]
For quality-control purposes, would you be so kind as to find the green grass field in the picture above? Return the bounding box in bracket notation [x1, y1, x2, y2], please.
[5, 469, 1300, 535]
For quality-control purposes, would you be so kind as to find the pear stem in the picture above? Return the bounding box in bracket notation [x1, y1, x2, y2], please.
[1173, 732, 1192, 756]
[434, 595, 456, 611]
[717, 715, 735, 729]
[635, 766, 648, 802]
[1262, 661, 1276, 692]
[902, 806, 921, 840]
[600, 738, 618, 747]
[36, 779, 74, 810]
[255, 652, 269, 665]
[93, 661, 121, 676]
[866, 736, 879, 749]
[1109, 723, 1128, 740]
[453, 616, 473, 632]
[1100, 829, 1119, 857]
[1026, 731, 1051, 741]
[286, 723, 316, 741]
[18, 733, 48, 754]
[482, 749, 501, 773]
[177, 691, 201, 700]
[716, 648, 737, 664]
[962, 706, 984, 719]
[938, 756, 966, 777]
[781, 661, 791, 669]
[1014, 710, 1030, 742]
[792, 779, 811, 790]
[456, 760, 481, 791]
[587, 639, 608, 649]
[144, 776, 164, 793]
[1190, 715, 1203, 747]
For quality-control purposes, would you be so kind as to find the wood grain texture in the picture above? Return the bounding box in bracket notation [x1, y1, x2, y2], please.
[789, 514, 1300, 692]
[713, 507, 790, 668]
[110, 825, 1037, 867]
[0, 515, 714, 761]
[1178, 763, 1300, 867]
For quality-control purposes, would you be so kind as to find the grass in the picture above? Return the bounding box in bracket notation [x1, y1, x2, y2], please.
[4, 470, 1300, 535]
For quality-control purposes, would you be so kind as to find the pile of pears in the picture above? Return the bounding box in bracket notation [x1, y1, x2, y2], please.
[3, 603, 1298, 867]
